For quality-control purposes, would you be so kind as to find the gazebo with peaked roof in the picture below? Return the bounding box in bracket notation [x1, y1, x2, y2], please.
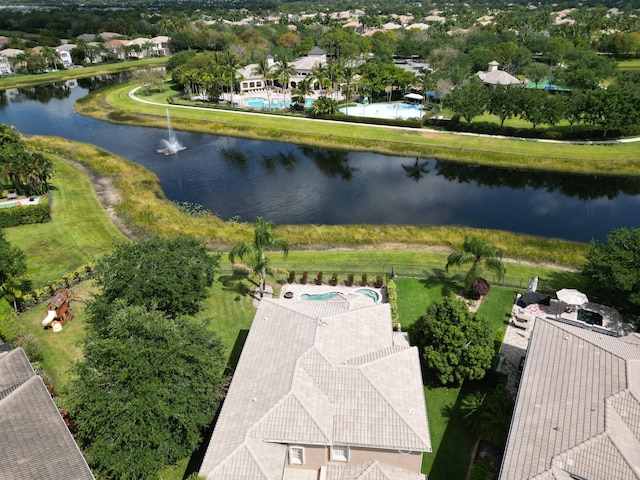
[476, 61, 521, 86]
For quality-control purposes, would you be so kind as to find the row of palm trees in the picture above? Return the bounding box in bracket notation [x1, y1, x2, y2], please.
[172, 52, 365, 107]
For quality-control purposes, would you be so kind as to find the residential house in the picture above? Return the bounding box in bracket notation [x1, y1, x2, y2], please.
[55, 44, 75, 67]
[0, 54, 12, 75]
[0, 347, 95, 479]
[199, 293, 431, 479]
[0, 48, 24, 73]
[499, 317, 640, 479]
[237, 47, 327, 94]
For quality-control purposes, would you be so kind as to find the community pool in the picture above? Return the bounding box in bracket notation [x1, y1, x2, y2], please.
[244, 96, 313, 109]
[300, 288, 380, 303]
[339, 102, 425, 120]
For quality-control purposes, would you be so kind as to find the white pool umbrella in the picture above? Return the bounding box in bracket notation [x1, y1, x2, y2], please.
[556, 288, 588, 306]
[527, 276, 539, 293]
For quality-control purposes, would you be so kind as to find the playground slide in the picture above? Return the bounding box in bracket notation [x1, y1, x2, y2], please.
[41, 310, 56, 327]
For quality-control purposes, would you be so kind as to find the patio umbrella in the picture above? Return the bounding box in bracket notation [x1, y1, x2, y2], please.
[556, 288, 588, 306]
[527, 276, 539, 293]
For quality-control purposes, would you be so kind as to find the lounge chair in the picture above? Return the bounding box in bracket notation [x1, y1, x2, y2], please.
[512, 307, 534, 330]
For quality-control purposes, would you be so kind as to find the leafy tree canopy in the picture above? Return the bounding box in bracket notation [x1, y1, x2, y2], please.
[409, 297, 494, 386]
[66, 303, 225, 479]
[89, 235, 220, 322]
[582, 227, 640, 314]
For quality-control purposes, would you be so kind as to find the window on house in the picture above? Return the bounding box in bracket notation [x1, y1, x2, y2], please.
[330, 445, 350, 462]
[288, 446, 305, 465]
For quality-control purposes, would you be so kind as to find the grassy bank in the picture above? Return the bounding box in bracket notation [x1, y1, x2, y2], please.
[24, 136, 590, 269]
[4, 148, 125, 287]
[0, 57, 168, 90]
[74, 82, 640, 176]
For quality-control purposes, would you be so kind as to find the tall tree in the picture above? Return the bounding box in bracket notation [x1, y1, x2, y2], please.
[409, 297, 494, 386]
[446, 235, 506, 294]
[0, 230, 27, 310]
[229, 217, 289, 298]
[582, 227, 640, 314]
[252, 55, 274, 105]
[444, 77, 489, 125]
[66, 304, 225, 479]
[87, 235, 220, 325]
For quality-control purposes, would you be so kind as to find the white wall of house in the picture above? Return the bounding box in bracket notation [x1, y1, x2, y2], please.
[0, 56, 12, 75]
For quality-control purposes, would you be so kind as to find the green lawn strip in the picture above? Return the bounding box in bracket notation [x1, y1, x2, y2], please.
[618, 59, 640, 70]
[0, 57, 168, 90]
[90, 83, 640, 174]
[4, 152, 126, 288]
[396, 277, 514, 479]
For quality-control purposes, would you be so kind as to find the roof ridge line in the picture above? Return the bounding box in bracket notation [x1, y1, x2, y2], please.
[291, 390, 333, 444]
[356, 351, 431, 450]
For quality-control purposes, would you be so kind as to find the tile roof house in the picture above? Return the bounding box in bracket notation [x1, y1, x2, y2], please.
[499, 317, 640, 480]
[0, 348, 94, 479]
[237, 48, 327, 94]
[199, 294, 431, 479]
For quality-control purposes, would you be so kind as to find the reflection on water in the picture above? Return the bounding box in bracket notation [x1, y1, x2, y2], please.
[0, 74, 638, 242]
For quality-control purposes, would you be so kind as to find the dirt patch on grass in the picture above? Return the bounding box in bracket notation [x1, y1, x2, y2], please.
[66, 159, 137, 241]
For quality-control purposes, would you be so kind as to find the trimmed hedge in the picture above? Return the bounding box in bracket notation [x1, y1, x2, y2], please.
[0, 203, 51, 227]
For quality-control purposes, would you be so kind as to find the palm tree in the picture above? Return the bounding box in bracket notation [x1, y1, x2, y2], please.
[229, 217, 289, 298]
[327, 59, 344, 101]
[252, 56, 274, 107]
[341, 65, 358, 115]
[222, 52, 242, 100]
[291, 78, 312, 109]
[310, 62, 330, 96]
[446, 235, 506, 295]
[274, 58, 296, 102]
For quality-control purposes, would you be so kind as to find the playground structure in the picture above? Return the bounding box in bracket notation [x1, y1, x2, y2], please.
[41, 289, 74, 332]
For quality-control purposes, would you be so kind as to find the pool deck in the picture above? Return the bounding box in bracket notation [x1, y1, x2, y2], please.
[279, 283, 383, 303]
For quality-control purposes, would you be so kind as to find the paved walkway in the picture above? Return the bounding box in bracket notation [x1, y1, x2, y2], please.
[499, 313, 532, 397]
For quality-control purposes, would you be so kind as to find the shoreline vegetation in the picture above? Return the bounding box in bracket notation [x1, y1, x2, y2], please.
[25, 136, 589, 268]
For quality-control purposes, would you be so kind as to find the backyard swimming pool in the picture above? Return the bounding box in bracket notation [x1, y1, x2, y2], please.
[300, 288, 380, 303]
[339, 102, 426, 120]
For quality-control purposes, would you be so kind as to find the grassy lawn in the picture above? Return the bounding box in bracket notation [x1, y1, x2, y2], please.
[618, 58, 640, 70]
[16, 281, 97, 388]
[4, 153, 126, 288]
[396, 277, 514, 480]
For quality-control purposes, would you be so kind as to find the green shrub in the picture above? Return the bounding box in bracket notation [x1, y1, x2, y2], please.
[346, 273, 354, 286]
[469, 460, 491, 480]
[0, 299, 21, 343]
[316, 271, 323, 285]
[301, 271, 308, 285]
[288, 270, 296, 284]
[375, 274, 384, 288]
[387, 279, 399, 326]
[330, 273, 338, 286]
[0, 203, 51, 227]
[361, 273, 368, 286]
[16, 334, 43, 362]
